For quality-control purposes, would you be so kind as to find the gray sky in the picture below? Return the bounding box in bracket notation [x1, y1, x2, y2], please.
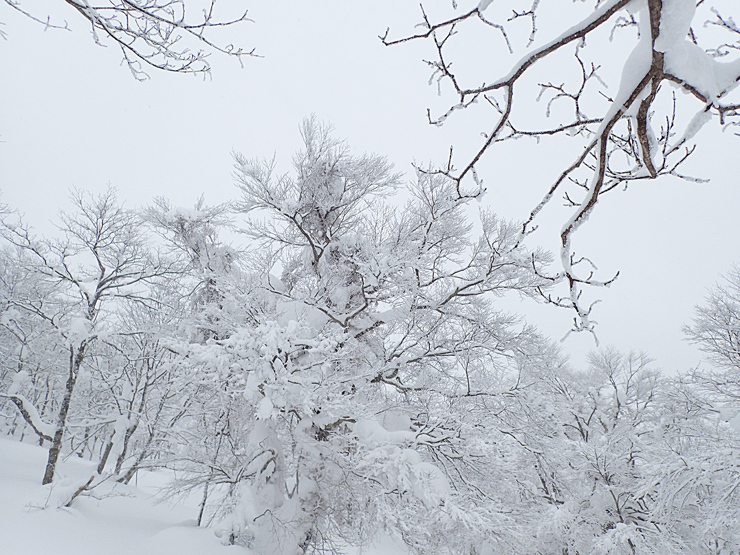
[1, 0, 738, 372]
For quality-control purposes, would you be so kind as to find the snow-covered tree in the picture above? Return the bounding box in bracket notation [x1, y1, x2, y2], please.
[385, 0, 740, 332]
[163, 118, 554, 554]
[511, 347, 740, 555]
[0, 188, 169, 484]
[90, 286, 187, 481]
[685, 266, 740, 404]
[143, 196, 268, 524]
[145, 196, 238, 342]
[0, 246, 66, 445]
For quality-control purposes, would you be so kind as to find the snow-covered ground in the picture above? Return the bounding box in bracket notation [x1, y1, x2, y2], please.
[0, 438, 405, 555]
[0, 438, 243, 555]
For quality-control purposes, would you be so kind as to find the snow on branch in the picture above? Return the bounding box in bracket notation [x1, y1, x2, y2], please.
[0, 392, 55, 441]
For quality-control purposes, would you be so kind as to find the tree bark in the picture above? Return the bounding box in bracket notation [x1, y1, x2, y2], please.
[42, 344, 85, 485]
[113, 420, 138, 475]
[96, 438, 115, 475]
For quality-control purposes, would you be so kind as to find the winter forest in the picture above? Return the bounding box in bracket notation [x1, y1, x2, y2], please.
[1, 1, 740, 554]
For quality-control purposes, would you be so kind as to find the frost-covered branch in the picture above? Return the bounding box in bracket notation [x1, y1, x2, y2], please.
[4, 0, 255, 79]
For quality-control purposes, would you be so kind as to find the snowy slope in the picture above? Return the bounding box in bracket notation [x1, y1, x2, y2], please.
[0, 438, 406, 555]
[0, 438, 244, 555]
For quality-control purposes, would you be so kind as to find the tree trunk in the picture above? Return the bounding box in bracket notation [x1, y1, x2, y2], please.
[118, 420, 165, 485]
[113, 420, 138, 475]
[42, 345, 84, 485]
[117, 436, 151, 484]
[97, 438, 115, 474]
[197, 479, 211, 527]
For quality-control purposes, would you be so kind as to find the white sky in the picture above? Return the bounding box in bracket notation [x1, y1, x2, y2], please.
[1, 0, 739, 372]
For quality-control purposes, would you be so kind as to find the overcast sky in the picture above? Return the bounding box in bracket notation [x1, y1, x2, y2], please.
[1, 0, 739, 372]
